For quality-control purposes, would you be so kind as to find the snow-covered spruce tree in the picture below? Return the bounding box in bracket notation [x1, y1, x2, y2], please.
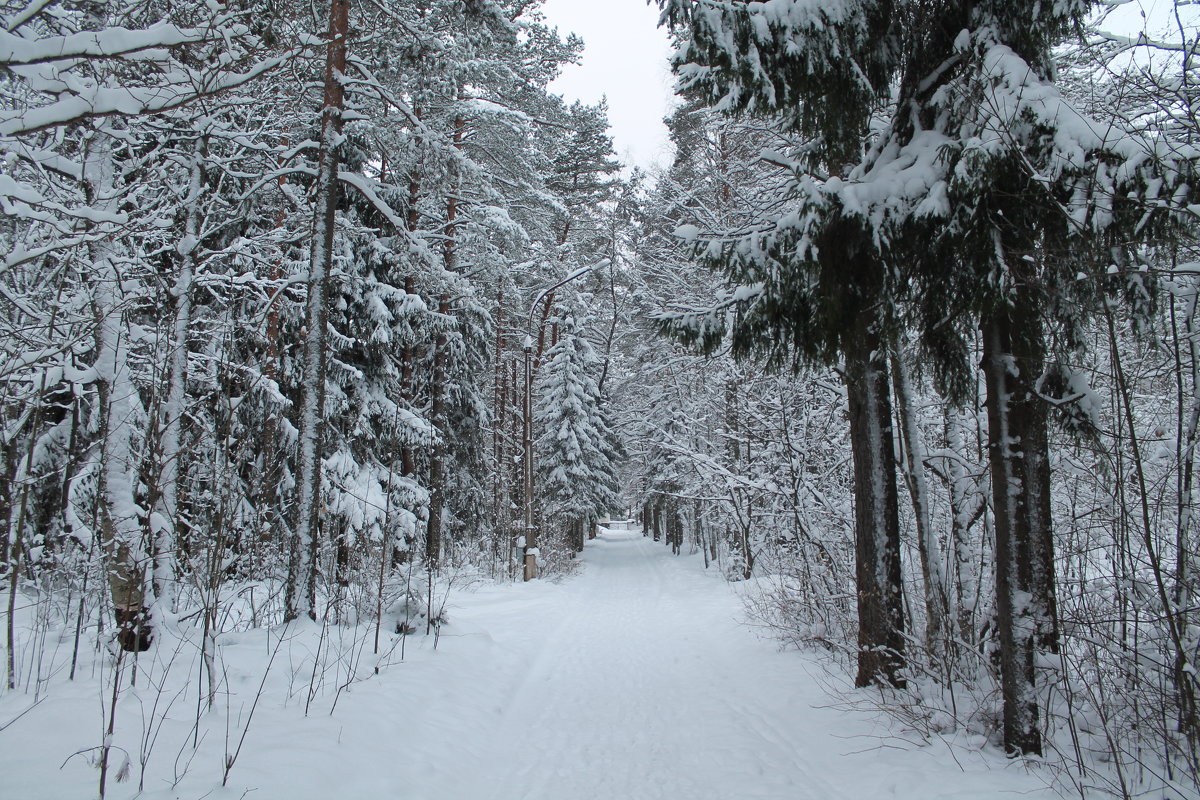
[656, 6, 907, 688]
[879, 2, 1195, 757]
[662, 0, 1197, 756]
[318, 203, 435, 595]
[533, 306, 621, 558]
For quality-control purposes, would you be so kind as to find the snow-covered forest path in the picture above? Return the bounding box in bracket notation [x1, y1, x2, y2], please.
[348, 527, 1061, 800]
[454, 526, 842, 800]
[2, 526, 1071, 800]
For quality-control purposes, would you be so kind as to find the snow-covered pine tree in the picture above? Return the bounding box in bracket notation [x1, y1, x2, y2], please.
[534, 306, 621, 560]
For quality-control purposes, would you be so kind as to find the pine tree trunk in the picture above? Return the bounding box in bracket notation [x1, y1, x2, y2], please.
[493, 289, 506, 553]
[286, 0, 349, 622]
[426, 107, 464, 571]
[400, 278, 416, 480]
[981, 298, 1057, 756]
[844, 317, 906, 688]
[426, 296, 450, 572]
[522, 344, 537, 580]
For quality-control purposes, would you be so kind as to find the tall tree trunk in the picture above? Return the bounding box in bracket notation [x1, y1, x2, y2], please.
[891, 348, 949, 668]
[286, 0, 349, 622]
[151, 137, 204, 606]
[400, 277, 417, 481]
[945, 407, 984, 651]
[86, 128, 153, 653]
[401, 113, 420, 482]
[510, 358, 523, 566]
[443, 109, 465, 271]
[844, 315, 906, 689]
[492, 289, 507, 565]
[981, 291, 1057, 756]
[522, 342, 537, 580]
[425, 106, 465, 573]
[426, 296, 450, 572]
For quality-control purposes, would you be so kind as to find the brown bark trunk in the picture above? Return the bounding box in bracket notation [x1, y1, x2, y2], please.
[844, 316, 906, 689]
[443, 111, 465, 271]
[400, 278, 416, 480]
[425, 295, 450, 571]
[522, 343, 537, 581]
[425, 105, 465, 572]
[285, 0, 348, 622]
[493, 289, 506, 546]
[982, 294, 1056, 756]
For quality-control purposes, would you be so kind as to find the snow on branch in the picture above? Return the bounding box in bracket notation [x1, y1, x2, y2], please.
[0, 22, 211, 67]
[0, 51, 300, 137]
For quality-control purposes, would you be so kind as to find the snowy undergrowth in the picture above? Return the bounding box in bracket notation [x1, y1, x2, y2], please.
[739, 567, 1200, 800]
[0, 566, 465, 800]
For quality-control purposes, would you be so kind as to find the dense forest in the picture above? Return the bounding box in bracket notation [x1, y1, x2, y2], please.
[3, 0, 1200, 798]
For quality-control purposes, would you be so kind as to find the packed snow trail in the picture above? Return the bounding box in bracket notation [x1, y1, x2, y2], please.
[2, 527, 1065, 800]
[455, 528, 843, 800]
[453, 525, 849, 800]
[365, 528, 1059, 800]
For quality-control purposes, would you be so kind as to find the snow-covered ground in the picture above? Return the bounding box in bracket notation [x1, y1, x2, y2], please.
[3, 527, 1063, 799]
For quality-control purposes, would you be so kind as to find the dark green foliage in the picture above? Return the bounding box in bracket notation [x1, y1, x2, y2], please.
[663, 0, 899, 165]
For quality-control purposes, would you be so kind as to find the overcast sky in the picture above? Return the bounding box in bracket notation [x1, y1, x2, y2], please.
[536, 0, 1196, 174]
[539, 0, 677, 173]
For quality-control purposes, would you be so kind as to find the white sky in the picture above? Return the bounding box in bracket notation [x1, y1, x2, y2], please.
[539, 0, 677, 173]
[536, 0, 1196, 174]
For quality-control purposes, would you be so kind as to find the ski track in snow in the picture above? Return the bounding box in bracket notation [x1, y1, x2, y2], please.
[463, 532, 832, 800]
[394, 529, 1059, 800]
[1, 528, 1066, 800]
